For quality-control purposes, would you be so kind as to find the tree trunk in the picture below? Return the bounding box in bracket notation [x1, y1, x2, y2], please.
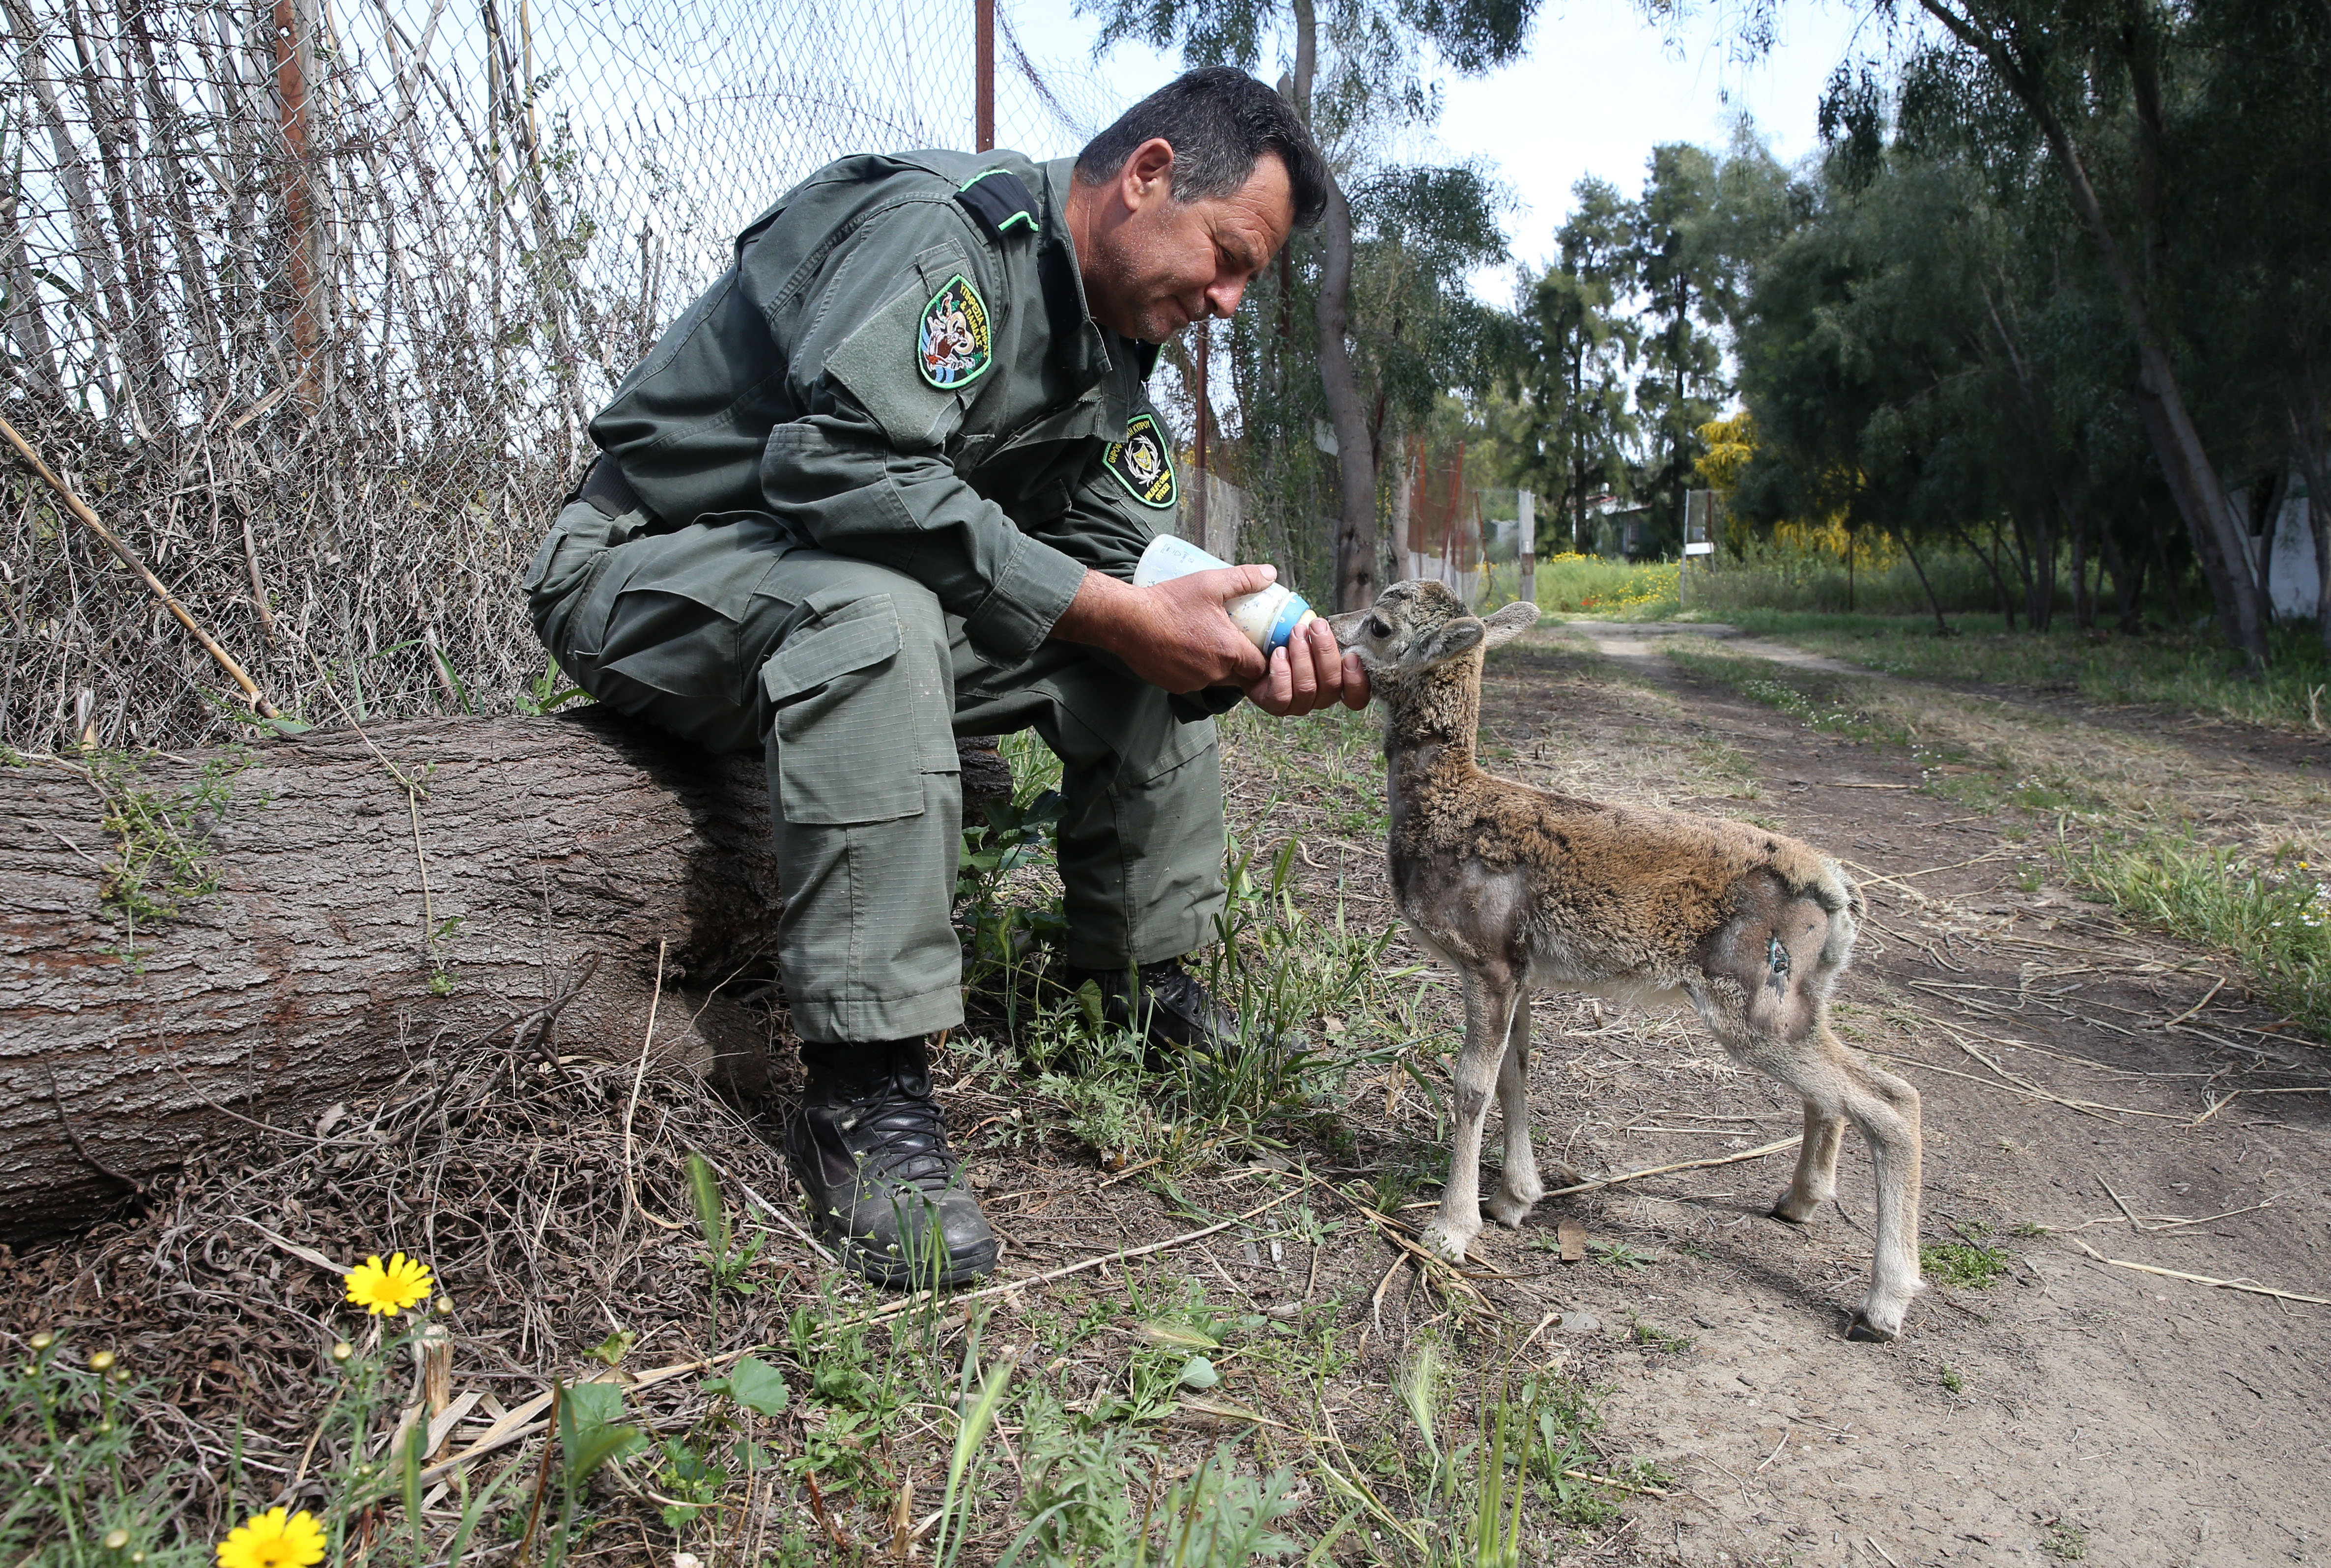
[2097, 513, 2144, 633]
[0, 715, 1009, 1244]
[1899, 527, 1953, 636]
[1318, 179, 1376, 612]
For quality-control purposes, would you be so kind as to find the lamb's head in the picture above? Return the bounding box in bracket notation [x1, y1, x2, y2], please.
[1329, 581, 1540, 702]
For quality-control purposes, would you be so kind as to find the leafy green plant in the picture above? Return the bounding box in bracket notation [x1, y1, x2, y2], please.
[0, 1333, 206, 1567]
[683, 1153, 764, 1342]
[514, 656, 593, 716]
[648, 1358, 788, 1533]
[1920, 1240, 2010, 1289]
[932, 1325, 1020, 1568]
[80, 749, 252, 968]
[1587, 1240, 1653, 1271]
[518, 1381, 646, 1568]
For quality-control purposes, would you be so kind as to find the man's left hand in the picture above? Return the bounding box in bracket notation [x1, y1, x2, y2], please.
[1246, 616, 1369, 716]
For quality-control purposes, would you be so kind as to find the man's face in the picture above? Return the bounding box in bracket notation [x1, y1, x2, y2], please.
[1079, 139, 1294, 343]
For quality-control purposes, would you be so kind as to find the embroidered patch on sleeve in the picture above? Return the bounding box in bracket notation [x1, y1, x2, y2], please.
[1102, 411, 1177, 509]
[917, 274, 993, 390]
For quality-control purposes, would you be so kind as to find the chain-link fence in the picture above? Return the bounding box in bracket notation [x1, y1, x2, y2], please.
[2, 0, 1123, 751]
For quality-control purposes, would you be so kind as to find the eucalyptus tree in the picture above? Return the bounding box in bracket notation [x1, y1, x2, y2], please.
[1079, 0, 1541, 608]
[1502, 177, 1640, 554]
[1628, 135, 1793, 553]
[1347, 162, 1512, 503]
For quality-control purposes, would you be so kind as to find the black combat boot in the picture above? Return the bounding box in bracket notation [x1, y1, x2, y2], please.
[784, 1039, 997, 1289]
[1059, 957, 1249, 1059]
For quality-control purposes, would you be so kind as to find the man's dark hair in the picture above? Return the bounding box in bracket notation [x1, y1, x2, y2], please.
[1075, 67, 1330, 230]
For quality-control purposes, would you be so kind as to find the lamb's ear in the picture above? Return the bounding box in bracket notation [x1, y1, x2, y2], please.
[1415, 619, 1485, 666]
[1480, 601, 1541, 648]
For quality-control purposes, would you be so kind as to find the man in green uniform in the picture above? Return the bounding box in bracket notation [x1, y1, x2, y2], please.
[525, 68, 1358, 1287]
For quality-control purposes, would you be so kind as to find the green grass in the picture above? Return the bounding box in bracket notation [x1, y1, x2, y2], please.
[1462, 557, 1681, 621]
[2059, 833, 2330, 1038]
[1698, 609, 2331, 733]
[1660, 647, 1925, 753]
[1920, 1240, 2011, 1289]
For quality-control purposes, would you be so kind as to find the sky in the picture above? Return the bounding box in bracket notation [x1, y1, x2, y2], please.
[1004, 0, 1886, 285]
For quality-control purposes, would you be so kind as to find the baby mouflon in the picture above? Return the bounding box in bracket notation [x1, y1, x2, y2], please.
[1331, 581, 1925, 1341]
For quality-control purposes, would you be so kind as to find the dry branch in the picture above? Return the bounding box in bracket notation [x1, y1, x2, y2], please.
[2071, 1239, 2331, 1307]
[0, 415, 278, 717]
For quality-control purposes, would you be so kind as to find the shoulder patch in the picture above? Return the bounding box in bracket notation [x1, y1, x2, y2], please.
[918, 274, 993, 390]
[1102, 412, 1176, 510]
[955, 169, 1039, 241]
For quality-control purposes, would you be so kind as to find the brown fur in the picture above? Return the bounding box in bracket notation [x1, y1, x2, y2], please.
[1332, 581, 1926, 1341]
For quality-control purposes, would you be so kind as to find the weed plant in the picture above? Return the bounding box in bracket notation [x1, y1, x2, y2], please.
[2059, 835, 2330, 1036]
[1920, 1240, 2011, 1289]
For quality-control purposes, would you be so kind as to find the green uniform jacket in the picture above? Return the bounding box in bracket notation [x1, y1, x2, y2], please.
[588, 149, 1178, 668]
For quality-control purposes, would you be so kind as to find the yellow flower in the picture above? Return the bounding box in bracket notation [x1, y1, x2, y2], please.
[343, 1253, 433, 1317]
[216, 1507, 325, 1568]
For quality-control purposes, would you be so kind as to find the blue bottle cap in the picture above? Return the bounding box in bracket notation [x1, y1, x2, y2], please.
[1265, 595, 1313, 654]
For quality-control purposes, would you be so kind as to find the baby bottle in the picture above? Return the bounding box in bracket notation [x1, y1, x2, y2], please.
[1133, 535, 1317, 655]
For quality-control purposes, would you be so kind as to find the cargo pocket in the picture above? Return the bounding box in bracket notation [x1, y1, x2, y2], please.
[762, 594, 925, 825]
[593, 518, 789, 709]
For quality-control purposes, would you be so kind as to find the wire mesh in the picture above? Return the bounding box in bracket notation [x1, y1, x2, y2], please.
[1, 0, 1120, 750]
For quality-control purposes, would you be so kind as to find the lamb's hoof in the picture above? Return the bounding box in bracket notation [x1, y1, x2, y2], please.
[1418, 1221, 1476, 1267]
[1845, 1311, 1900, 1344]
[1484, 1190, 1536, 1229]
[1768, 1191, 1821, 1226]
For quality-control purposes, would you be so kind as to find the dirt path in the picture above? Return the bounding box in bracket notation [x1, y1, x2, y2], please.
[1421, 626, 2331, 1568]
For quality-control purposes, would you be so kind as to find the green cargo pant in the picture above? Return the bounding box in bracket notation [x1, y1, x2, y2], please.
[524, 499, 1226, 1045]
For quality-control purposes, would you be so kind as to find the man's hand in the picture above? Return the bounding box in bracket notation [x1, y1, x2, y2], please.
[1245, 615, 1369, 717]
[1052, 565, 1272, 692]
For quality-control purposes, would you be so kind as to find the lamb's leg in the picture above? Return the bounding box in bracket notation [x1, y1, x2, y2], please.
[1835, 1047, 1924, 1342]
[1421, 969, 1518, 1265]
[1485, 993, 1546, 1227]
[1771, 1099, 1847, 1223]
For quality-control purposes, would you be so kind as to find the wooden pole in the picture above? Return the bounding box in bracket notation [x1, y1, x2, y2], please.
[1192, 323, 1209, 549]
[271, 0, 321, 410]
[974, 0, 995, 152]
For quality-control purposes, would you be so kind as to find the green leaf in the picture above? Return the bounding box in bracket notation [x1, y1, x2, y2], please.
[556, 1378, 647, 1489]
[584, 1330, 635, 1368]
[565, 1422, 647, 1485]
[561, 1379, 629, 1437]
[703, 1355, 790, 1418]
[1176, 1355, 1220, 1391]
[684, 1152, 728, 1254]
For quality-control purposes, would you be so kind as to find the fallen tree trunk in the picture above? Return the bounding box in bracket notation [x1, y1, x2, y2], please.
[2, 713, 1009, 1245]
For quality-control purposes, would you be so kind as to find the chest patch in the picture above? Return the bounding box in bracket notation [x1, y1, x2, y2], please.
[1102, 411, 1177, 509]
[918, 274, 993, 390]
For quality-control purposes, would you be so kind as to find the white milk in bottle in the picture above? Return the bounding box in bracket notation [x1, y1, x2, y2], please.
[1132, 535, 1317, 654]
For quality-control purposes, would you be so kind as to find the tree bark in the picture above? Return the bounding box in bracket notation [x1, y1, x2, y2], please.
[1318, 179, 1376, 612]
[4, 714, 814, 1244]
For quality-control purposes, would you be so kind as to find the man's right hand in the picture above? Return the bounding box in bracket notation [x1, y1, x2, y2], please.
[1050, 565, 1273, 692]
